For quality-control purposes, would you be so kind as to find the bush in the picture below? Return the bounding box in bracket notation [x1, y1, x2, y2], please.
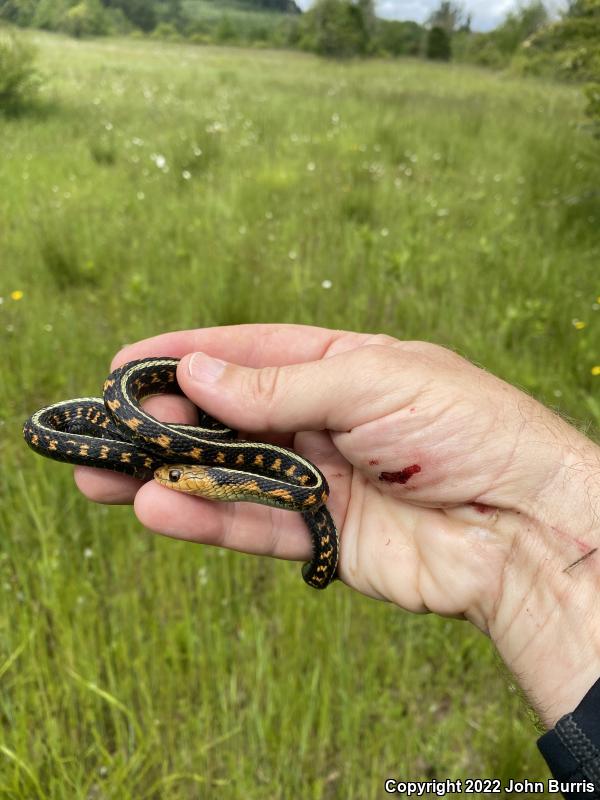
[452, 2, 548, 70]
[215, 14, 236, 43]
[426, 25, 451, 59]
[375, 19, 423, 56]
[302, 0, 371, 57]
[63, 0, 110, 37]
[515, 0, 600, 81]
[108, 0, 156, 32]
[585, 82, 600, 135]
[105, 7, 133, 35]
[151, 21, 181, 40]
[188, 32, 210, 45]
[31, 0, 70, 31]
[270, 16, 301, 47]
[0, 0, 37, 26]
[0, 30, 40, 112]
[453, 30, 510, 67]
[494, 0, 548, 54]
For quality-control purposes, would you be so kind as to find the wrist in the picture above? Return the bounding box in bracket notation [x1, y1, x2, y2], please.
[488, 434, 600, 727]
[532, 422, 600, 545]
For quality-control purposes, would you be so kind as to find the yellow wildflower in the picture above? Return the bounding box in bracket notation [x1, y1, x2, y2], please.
[10, 290, 23, 301]
[592, 366, 600, 376]
[573, 320, 586, 330]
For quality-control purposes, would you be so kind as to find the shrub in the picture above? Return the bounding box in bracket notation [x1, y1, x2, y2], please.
[63, 0, 110, 37]
[515, 0, 600, 81]
[452, 2, 548, 70]
[270, 16, 301, 47]
[107, 0, 156, 32]
[216, 14, 236, 43]
[188, 32, 210, 45]
[426, 25, 451, 59]
[488, 0, 549, 55]
[0, 30, 40, 113]
[585, 82, 600, 136]
[105, 7, 133, 35]
[375, 19, 423, 56]
[151, 21, 181, 40]
[302, 0, 371, 57]
[0, 0, 37, 26]
[453, 30, 511, 67]
[31, 0, 70, 31]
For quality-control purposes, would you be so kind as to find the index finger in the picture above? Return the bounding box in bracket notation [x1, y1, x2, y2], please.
[111, 324, 362, 370]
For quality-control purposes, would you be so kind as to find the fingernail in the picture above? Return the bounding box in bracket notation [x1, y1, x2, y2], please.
[188, 352, 226, 383]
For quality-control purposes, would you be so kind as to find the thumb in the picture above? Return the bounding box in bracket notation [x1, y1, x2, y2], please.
[177, 347, 400, 434]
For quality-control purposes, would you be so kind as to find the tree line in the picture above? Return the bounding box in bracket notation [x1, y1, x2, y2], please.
[0, 0, 595, 70]
[1, 0, 599, 126]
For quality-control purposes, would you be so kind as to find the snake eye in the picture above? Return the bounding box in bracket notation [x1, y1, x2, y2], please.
[168, 469, 182, 483]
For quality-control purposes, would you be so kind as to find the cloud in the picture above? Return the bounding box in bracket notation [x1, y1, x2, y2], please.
[295, 0, 551, 31]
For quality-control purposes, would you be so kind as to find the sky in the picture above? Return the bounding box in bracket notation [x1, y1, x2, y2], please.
[294, 0, 561, 32]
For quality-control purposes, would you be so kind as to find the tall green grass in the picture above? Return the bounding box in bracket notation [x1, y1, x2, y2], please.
[0, 32, 598, 798]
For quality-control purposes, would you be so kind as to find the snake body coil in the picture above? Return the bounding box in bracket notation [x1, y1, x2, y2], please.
[23, 357, 339, 589]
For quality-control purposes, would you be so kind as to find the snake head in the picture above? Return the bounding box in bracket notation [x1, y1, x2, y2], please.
[154, 464, 264, 504]
[154, 464, 218, 497]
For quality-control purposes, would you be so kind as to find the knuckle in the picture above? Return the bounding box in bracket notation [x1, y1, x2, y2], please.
[410, 341, 467, 370]
[246, 365, 283, 418]
[364, 334, 459, 366]
[356, 343, 399, 372]
[364, 333, 398, 349]
[356, 339, 469, 386]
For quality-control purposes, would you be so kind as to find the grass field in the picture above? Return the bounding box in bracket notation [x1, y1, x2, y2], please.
[1, 31, 599, 799]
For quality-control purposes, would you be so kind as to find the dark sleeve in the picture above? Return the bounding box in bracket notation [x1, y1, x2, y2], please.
[538, 676, 600, 799]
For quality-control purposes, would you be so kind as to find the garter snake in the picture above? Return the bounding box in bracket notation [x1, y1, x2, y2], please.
[23, 357, 339, 589]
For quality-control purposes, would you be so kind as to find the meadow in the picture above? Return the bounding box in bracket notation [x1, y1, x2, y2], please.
[0, 31, 599, 799]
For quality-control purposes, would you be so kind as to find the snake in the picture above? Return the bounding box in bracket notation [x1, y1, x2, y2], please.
[22, 357, 339, 589]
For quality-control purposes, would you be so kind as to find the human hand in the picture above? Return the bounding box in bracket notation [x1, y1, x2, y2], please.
[76, 324, 600, 726]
